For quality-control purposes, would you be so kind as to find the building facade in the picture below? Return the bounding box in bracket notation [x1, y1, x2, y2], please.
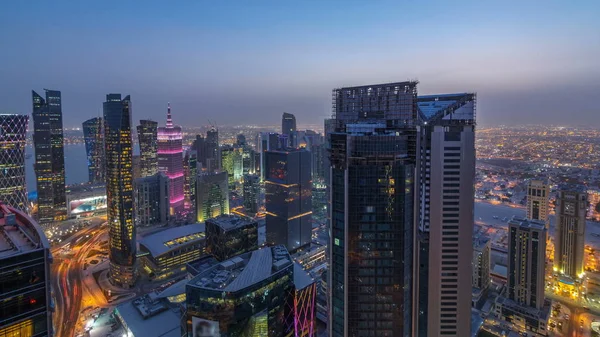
[103, 93, 137, 288]
[205, 214, 258, 261]
[158, 104, 185, 217]
[134, 172, 169, 227]
[526, 180, 550, 229]
[82, 117, 105, 184]
[0, 203, 53, 337]
[554, 184, 588, 279]
[196, 171, 230, 223]
[242, 174, 260, 214]
[137, 119, 158, 178]
[265, 149, 312, 253]
[32, 89, 67, 225]
[0, 114, 29, 212]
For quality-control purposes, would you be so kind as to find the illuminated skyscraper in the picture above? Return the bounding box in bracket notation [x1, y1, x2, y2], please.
[32, 89, 67, 225]
[103, 93, 136, 288]
[555, 184, 588, 279]
[157, 104, 184, 216]
[82, 117, 105, 184]
[527, 179, 550, 229]
[0, 114, 29, 212]
[282, 112, 297, 147]
[137, 119, 158, 178]
[265, 148, 312, 253]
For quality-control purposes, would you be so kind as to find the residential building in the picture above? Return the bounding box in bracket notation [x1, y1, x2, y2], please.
[554, 184, 588, 279]
[82, 117, 105, 184]
[32, 89, 67, 225]
[0, 114, 29, 212]
[196, 171, 229, 223]
[134, 172, 169, 227]
[158, 104, 184, 216]
[205, 214, 258, 261]
[265, 148, 312, 253]
[137, 119, 158, 178]
[0, 203, 53, 337]
[104, 93, 136, 288]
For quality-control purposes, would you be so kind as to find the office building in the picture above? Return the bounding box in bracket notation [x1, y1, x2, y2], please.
[0, 203, 53, 337]
[265, 148, 312, 253]
[554, 184, 588, 279]
[416, 93, 476, 337]
[103, 93, 136, 288]
[282, 112, 297, 147]
[134, 172, 169, 227]
[137, 119, 159, 178]
[196, 171, 230, 223]
[32, 89, 67, 225]
[495, 217, 550, 336]
[0, 114, 29, 212]
[184, 245, 294, 336]
[242, 174, 260, 214]
[257, 132, 280, 180]
[158, 104, 185, 216]
[526, 180, 550, 229]
[139, 223, 205, 280]
[82, 117, 105, 184]
[184, 150, 197, 214]
[205, 214, 258, 261]
[473, 236, 491, 291]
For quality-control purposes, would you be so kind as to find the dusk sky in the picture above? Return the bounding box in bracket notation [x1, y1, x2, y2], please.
[1, 1, 599, 128]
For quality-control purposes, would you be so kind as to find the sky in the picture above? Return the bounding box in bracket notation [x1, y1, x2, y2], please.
[1, 1, 599, 128]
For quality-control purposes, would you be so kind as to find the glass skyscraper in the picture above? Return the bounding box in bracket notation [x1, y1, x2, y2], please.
[82, 117, 105, 184]
[32, 89, 67, 225]
[265, 148, 312, 253]
[103, 93, 136, 288]
[137, 119, 158, 178]
[157, 104, 184, 216]
[0, 114, 29, 212]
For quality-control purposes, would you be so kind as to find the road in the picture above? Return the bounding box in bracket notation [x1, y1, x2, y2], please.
[52, 217, 107, 337]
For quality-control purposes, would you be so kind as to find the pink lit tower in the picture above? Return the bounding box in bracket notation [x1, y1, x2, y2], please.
[157, 103, 184, 216]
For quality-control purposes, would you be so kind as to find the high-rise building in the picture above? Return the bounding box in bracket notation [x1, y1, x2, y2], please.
[282, 112, 297, 147]
[103, 93, 136, 288]
[257, 132, 280, 180]
[157, 104, 184, 216]
[416, 93, 476, 337]
[265, 148, 312, 253]
[0, 114, 29, 212]
[473, 236, 491, 291]
[184, 150, 197, 214]
[554, 184, 588, 279]
[196, 171, 229, 223]
[205, 214, 258, 261]
[0, 203, 53, 337]
[328, 82, 419, 337]
[134, 172, 169, 227]
[32, 89, 67, 225]
[243, 174, 260, 214]
[527, 180, 550, 229]
[137, 120, 158, 178]
[82, 117, 105, 184]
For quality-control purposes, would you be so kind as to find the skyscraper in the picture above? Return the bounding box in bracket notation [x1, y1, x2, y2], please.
[103, 93, 136, 288]
[0, 203, 53, 337]
[137, 119, 158, 178]
[527, 179, 550, 229]
[265, 148, 312, 253]
[82, 117, 105, 184]
[416, 93, 476, 337]
[32, 89, 67, 225]
[555, 184, 588, 279]
[282, 112, 297, 147]
[157, 104, 184, 216]
[328, 82, 419, 337]
[196, 171, 230, 223]
[0, 114, 29, 212]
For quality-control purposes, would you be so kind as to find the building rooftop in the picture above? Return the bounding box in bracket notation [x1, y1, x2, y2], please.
[206, 214, 257, 232]
[115, 296, 181, 337]
[508, 217, 546, 231]
[139, 223, 205, 257]
[0, 203, 49, 258]
[189, 245, 292, 293]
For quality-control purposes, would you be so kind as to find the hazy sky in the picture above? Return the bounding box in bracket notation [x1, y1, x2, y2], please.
[1, 1, 599, 128]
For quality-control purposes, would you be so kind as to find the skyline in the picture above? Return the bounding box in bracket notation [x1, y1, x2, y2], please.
[1, 1, 599, 127]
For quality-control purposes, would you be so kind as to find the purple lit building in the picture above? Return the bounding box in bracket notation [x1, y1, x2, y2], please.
[158, 103, 184, 216]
